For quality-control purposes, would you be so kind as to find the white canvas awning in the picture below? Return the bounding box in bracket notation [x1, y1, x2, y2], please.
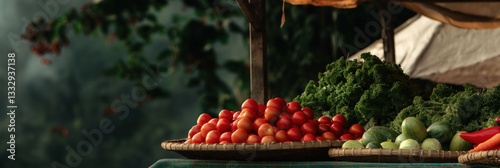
[350, 15, 500, 88]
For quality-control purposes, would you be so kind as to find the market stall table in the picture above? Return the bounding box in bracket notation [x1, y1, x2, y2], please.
[149, 158, 472, 168]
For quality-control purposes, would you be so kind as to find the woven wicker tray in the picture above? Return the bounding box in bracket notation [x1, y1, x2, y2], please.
[162, 139, 344, 161]
[329, 148, 468, 163]
[458, 150, 500, 166]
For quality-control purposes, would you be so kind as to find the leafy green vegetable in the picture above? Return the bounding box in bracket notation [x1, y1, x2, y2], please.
[391, 84, 499, 132]
[294, 53, 426, 126]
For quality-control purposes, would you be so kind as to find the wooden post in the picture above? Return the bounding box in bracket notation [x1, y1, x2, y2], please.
[378, 1, 396, 63]
[236, 0, 267, 104]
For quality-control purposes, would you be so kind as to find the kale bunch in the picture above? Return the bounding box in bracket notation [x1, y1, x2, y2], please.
[390, 84, 500, 132]
[294, 53, 425, 126]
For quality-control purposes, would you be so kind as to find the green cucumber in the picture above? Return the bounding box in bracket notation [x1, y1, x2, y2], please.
[401, 117, 427, 143]
[426, 121, 454, 144]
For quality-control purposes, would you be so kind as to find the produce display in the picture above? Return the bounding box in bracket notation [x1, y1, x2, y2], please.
[184, 98, 365, 144]
[460, 126, 500, 152]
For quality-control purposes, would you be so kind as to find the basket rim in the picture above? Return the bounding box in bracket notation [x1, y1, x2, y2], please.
[458, 150, 500, 165]
[162, 139, 345, 151]
[329, 148, 468, 159]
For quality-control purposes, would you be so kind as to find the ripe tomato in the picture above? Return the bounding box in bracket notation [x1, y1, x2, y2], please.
[330, 122, 344, 137]
[237, 117, 253, 133]
[188, 125, 201, 138]
[286, 102, 301, 114]
[241, 98, 259, 112]
[219, 132, 232, 143]
[219, 141, 230, 144]
[340, 133, 353, 140]
[258, 123, 275, 137]
[216, 118, 231, 133]
[261, 135, 276, 143]
[274, 130, 289, 142]
[287, 126, 302, 142]
[230, 120, 238, 132]
[276, 114, 292, 130]
[218, 109, 233, 121]
[316, 136, 325, 141]
[200, 123, 217, 138]
[267, 97, 286, 111]
[191, 132, 205, 144]
[291, 111, 307, 126]
[264, 107, 281, 124]
[301, 133, 316, 142]
[331, 114, 346, 127]
[348, 124, 365, 138]
[318, 116, 332, 125]
[322, 131, 337, 140]
[246, 134, 261, 144]
[232, 111, 241, 121]
[197, 113, 212, 126]
[239, 108, 257, 121]
[208, 118, 219, 126]
[253, 118, 268, 133]
[231, 129, 248, 143]
[301, 107, 314, 120]
[300, 122, 317, 135]
[257, 103, 266, 117]
[317, 124, 331, 134]
[205, 130, 221, 144]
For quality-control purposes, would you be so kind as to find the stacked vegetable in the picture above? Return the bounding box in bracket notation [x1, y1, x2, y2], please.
[342, 117, 473, 151]
[460, 118, 500, 152]
[295, 52, 500, 142]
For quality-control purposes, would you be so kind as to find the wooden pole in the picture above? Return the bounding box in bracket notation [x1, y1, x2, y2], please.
[378, 1, 396, 63]
[237, 0, 267, 104]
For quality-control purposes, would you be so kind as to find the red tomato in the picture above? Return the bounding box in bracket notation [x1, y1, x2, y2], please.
[246, 134, 261, 144]
[301, 107, 314, 120]
[219, 132, 232, 143]
[205, 130, 221, 144]
[261, 135, 276, 143]
[291, 111, 307, 126]
[257, 103, 266, 117]
[232, 111, 241, 121]
[191, 132, 205, 144]
[301, 133, 316, 142]
[275, 130, 289, 142]
[340, 134, 353, 140]
[276, 114, 292, 130]
[330, 122, 344, 137]
[237, 117, 253, 133]
[349, 124, 365, 138]
[188, 125, 201, 138]
[230, 120, 238, 132]
[241, 98, 259, 112]
[331, 114, 346, 127]
[231, 129, 248, 143]
[286, 102, 301, 114]
[200, 123, 217, 138]
[318, 116, 332, 125]
[208, 118, 219, 126]
[317, 124, 331, 134]
[301, 122, 317, 135]
[258, 123, 275, 137]
[197, 113, 212, 126]
[322, 132, 337, 140]
[316, 136, 325, 141]
[264, 107, 281, 124]
[267, 97, 286, 111]
[218, 109, 233, 121]
[287, 126, 302, 142]
[219, 141, 230, 144]
[239, 108, 257, 121]
[253, 118, 268, 133]
[216, 118, 231, 133]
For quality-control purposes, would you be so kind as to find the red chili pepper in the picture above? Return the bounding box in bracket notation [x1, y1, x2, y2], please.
[496, 116, 500, 125]
[460, 126, 500, 145]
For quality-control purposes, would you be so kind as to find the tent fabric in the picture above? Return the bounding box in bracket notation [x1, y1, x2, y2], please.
[401, 2, 500, 29]
[350, 15, 500, 88]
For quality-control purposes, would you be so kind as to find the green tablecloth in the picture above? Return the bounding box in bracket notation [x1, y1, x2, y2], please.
[150, 159, 477, 168]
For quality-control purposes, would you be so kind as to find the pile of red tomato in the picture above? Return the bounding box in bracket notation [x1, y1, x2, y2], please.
[185, 97, 365, 144]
